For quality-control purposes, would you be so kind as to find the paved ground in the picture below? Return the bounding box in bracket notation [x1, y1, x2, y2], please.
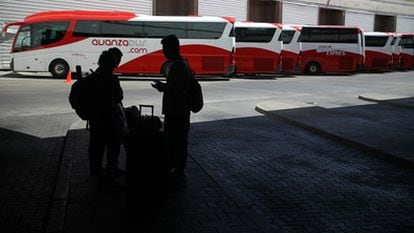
[1, 76, 413, 233]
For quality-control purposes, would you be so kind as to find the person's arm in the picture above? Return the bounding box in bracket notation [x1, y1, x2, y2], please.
[151, 80, 167, 92]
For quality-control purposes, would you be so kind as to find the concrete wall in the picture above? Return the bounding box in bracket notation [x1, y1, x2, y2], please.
[285, 0, 414, 17]
[199, 0, 247, 21]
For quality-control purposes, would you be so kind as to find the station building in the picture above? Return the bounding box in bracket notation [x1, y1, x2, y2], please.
[1, 0, 414, 69]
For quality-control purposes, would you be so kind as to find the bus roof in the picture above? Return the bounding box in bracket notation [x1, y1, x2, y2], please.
[24, 10, 137, 23]
[365, 32, 393, 36]
[19, 10, 235, 24]
[130, 15, 235, 23]
[235, 21, 280, 28]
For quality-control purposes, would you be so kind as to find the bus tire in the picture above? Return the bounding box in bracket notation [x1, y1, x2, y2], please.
[49, 59, 69, 78]
[306, 62, 321, 74]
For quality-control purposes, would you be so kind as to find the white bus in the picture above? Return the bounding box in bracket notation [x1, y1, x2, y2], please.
[278, 24, 301, 73]
[298, 25, 365, 74]
[2, 10, 235, 77]
[363, 32, 393, 71]
[233, 21, 282, 75]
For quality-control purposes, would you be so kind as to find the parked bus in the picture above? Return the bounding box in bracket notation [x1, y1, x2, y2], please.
[278, 24, 301, 73]
[2, 10, 235, 77]
[398, 33, 414, 69]
[363, 32, 393, 71]
[391, 33, 402, 69]
[298, 25, 365, 74]
[233, 21, 282, 75]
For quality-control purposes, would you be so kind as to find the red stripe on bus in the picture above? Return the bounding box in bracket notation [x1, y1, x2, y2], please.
[116, 45, 232, 75]
[364, 51, 392, 70]
[300, 49, 363, 73]
[234, 47, 281, 73]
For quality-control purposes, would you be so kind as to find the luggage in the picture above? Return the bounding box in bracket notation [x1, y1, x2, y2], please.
[124, 105, 169, 213]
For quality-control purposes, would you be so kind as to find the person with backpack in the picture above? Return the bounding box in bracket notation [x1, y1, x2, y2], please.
[152, 34, 192, 188]
[88, 48, 125, 187]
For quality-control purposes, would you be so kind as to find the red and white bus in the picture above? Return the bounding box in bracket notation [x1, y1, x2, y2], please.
[398, 33, 414, 69]
[233, 21, 282, 75]
[2, 11, 235, 77]
[363, 32, 393, 71]
[298, 25, 365, 74]
[278, 24, 301, 73]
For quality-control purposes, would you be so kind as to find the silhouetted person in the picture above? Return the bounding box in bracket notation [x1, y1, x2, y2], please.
[89, 49, 125, 187]
[108, 47, 123, 68]
[152, 34, 191, 187]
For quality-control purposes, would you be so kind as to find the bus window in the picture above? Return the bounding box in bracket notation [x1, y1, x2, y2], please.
[14, 22, 68, 51]
[365, 36, 389, 47]
[235, 27, 275, 43]
[186, 22, 226, 39]
[300, 28, 358, 43]
[400, 36, 414, 49]
[73, 21, 101, 37]
[14, 25, 31, 51]
[278, 30, 295, 44]
[73, 20, 226, 39]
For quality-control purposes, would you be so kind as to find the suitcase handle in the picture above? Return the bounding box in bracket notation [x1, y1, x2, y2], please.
[139, 105, 154, 117]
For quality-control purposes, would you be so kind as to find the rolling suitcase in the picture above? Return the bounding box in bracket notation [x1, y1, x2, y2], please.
[124, 105, 169, 213]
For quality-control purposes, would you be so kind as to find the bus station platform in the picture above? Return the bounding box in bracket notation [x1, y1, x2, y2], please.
[3, 92, 412, 233]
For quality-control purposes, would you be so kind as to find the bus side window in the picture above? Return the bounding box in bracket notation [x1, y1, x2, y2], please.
[41, 29, 52, 45]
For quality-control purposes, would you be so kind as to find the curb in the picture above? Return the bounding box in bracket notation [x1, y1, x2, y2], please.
[358, 94, 414, 110]
[46, 130, 76, 233]
[255, 104, 414, 170]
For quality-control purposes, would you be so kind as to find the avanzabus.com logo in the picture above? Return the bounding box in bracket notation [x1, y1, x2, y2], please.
[91, 39, 147, 47]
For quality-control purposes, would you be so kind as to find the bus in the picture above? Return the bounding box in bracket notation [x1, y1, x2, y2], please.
[233, 21, 282, 75]
[2, 11, 235, 77]
[398, 33, 414, 69]
[363, 32, 393, 71]
[298, 25, 365, 74]
[278, 24, 301, 73]
[391, 33, 402, 69]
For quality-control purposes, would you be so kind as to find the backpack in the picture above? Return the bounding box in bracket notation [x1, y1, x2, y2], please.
[68, 71, 101, 120]
[188, 76, 203, 113]
[182, 60, 203, 113]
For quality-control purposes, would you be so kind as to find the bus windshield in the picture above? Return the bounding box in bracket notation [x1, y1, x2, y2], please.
[14, 22, 69, 51]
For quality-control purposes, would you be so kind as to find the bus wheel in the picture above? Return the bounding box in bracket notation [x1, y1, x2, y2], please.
[50, 59, 69, 78]
[306, 62, 321, 74]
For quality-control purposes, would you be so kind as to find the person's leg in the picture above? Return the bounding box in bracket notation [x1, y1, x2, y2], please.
[106, 137, 122, 175]
[165, 115, 190, 187]
[175, 115, 190, 175]
[88, 126, 105, 176]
